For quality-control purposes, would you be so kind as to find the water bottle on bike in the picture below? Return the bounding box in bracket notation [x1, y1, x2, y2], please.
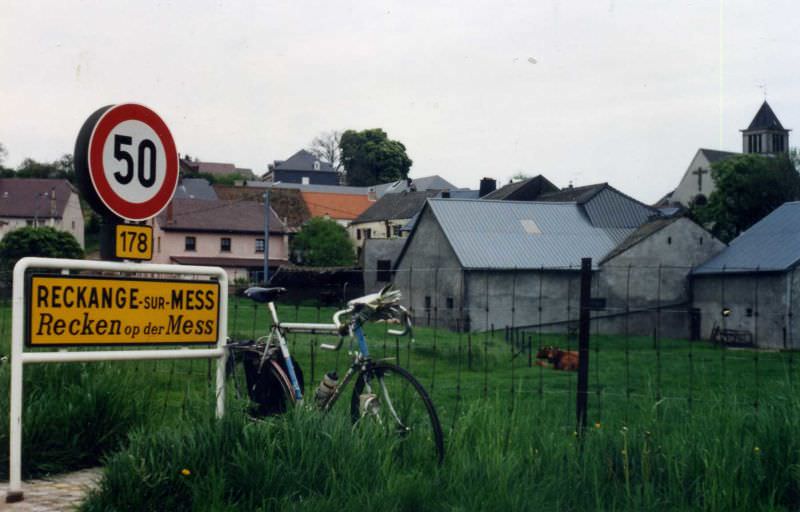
[314, 371, 338, 408]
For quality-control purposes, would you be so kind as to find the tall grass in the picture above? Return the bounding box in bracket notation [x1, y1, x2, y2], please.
[82, 389, 800, 511]
[0, 360, 167, 479]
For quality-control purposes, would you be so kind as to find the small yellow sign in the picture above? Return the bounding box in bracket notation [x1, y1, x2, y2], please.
[115, 224, 153, 260]
[27, 275, 219, 346]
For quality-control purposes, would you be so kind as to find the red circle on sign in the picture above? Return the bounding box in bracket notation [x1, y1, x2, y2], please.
[88, 104, 178, 221]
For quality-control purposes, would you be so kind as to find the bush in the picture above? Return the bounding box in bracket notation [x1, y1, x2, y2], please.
[0, 226, 83, 280]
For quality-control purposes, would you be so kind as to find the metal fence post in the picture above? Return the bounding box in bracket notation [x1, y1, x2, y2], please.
[576, 258, 592, 434]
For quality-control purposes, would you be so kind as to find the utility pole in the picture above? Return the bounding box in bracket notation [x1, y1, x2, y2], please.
[263, 189, 270, 284]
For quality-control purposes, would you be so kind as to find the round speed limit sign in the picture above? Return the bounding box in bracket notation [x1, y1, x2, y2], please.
[75, 104, 179, 221]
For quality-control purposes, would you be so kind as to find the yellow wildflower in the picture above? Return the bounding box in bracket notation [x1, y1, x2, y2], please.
[181, 468, 191, 476]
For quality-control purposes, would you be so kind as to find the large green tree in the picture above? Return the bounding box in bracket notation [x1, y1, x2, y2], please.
[339, 129, 412, 186]
[693, 153, 800, 243]
[0, 227, 84, 281]
[290, 218, 355, 267]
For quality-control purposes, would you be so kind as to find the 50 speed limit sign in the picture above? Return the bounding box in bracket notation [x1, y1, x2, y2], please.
[75, 104, 179, 221]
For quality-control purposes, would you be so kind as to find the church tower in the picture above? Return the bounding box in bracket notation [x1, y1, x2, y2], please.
[741, 101, 790, 155]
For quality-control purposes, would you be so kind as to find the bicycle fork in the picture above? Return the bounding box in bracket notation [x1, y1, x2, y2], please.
[271, 328, 303, 403]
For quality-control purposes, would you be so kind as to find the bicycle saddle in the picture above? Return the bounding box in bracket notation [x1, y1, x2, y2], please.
[244, 287, 287, 303]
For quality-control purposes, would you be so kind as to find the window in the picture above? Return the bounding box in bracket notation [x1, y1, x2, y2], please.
[313, 161, 321, 171]
[446, 297, 454, 309]
[302, 176, 310, 185]
[746, 308, 753, 318]
[255, 238, 265, 253]
[376, 260, 392, 282]
[185, 236, 196, 251]
[357, 229, 362, 241]
[392, 225, 402, 238]
[364, 228, 372, 239]
[221, 237, 231, 252]
[424, 296, 432, 309]
[157, 236, 161, 254]
[71, 220, 76, 229]
[773, 134, 785, 153]
[667, 236, 672, 245]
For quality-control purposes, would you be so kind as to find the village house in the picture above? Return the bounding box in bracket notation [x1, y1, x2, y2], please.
[0, 178, 85, 247]
[264, 149, 339, 186]
[348, 190, 439, 249]
[150, 198, 289, 283]
[692, 202, 800, 349]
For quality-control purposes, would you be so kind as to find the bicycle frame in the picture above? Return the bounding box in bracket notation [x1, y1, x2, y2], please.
[238, 285, 412, 407]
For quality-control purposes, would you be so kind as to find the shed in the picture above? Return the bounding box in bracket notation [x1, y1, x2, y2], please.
[692, 202, 800, 348]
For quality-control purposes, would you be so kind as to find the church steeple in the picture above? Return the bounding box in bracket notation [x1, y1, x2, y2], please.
[741, 101, 790, 154]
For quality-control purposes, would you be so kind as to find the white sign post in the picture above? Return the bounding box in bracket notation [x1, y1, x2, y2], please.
[4, 257, 228, 503]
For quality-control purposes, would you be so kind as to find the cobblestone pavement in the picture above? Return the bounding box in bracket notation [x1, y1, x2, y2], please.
[1, 468, 102, 511]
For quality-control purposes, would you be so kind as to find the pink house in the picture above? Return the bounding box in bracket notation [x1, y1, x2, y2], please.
[151, 198, 289, 283]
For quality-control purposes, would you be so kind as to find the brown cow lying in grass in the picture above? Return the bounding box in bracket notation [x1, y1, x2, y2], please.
[535, 346, 579, 371]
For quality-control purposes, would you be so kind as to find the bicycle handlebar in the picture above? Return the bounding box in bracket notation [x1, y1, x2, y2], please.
[273, 286, 414, 351]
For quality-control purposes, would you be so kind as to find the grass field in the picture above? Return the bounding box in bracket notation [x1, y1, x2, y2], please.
[2, 297, 800, 509]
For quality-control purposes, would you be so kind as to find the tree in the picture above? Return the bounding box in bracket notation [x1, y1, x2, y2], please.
[308, 131, 343, 173]
[339, 129, 412, 186]
[692, 153, 800, 243]
[0, 227, 84, 281]
[289, 218, 355, 267]
[0, 142, 7, 166]
[15, 154, 75, 184]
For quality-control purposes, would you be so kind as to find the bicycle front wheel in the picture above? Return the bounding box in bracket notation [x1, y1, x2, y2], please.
[351, 362, 444, 465]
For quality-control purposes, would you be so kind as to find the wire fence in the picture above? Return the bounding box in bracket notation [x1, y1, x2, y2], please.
[2, 261, 798, 433]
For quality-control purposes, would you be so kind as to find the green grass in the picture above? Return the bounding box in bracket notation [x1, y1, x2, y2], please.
[80, 391, 800, 511]
[3, 298, 800, 509]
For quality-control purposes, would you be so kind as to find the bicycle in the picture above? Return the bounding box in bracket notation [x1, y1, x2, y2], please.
[226, 285, 445, 465]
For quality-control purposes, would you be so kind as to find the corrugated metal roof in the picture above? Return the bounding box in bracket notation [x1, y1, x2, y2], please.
[427, 199, 633, 270]
[693, 202, 800, 275]
[582, 187, 657, 228]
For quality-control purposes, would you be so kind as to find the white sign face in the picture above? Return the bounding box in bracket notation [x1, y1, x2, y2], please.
[101, 120, 168, 204]
[84, 104, 178, 221]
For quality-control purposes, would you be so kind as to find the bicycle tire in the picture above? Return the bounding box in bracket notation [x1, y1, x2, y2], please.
[241, 352, 304, 417]
[350, 361, 444, 465]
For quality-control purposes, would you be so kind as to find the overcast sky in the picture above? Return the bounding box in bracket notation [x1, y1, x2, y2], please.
[1, 1, 798, 203]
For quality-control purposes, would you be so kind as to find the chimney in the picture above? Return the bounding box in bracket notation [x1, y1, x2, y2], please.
[166, 200, 174, 224]
[49, 188, 57, 217]
[479, 178, 497, 197]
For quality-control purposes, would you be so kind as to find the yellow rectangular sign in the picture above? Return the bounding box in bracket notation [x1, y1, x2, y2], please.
[115, 224, 153, 261]
[27, 275, 219, 346]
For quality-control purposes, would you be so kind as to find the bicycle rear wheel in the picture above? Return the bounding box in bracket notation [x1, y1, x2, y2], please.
[351, 361, 444, 465]
[240, 352, 304, 416]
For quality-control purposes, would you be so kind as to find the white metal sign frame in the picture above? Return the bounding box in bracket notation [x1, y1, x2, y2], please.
[5, 257, 228, 503]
